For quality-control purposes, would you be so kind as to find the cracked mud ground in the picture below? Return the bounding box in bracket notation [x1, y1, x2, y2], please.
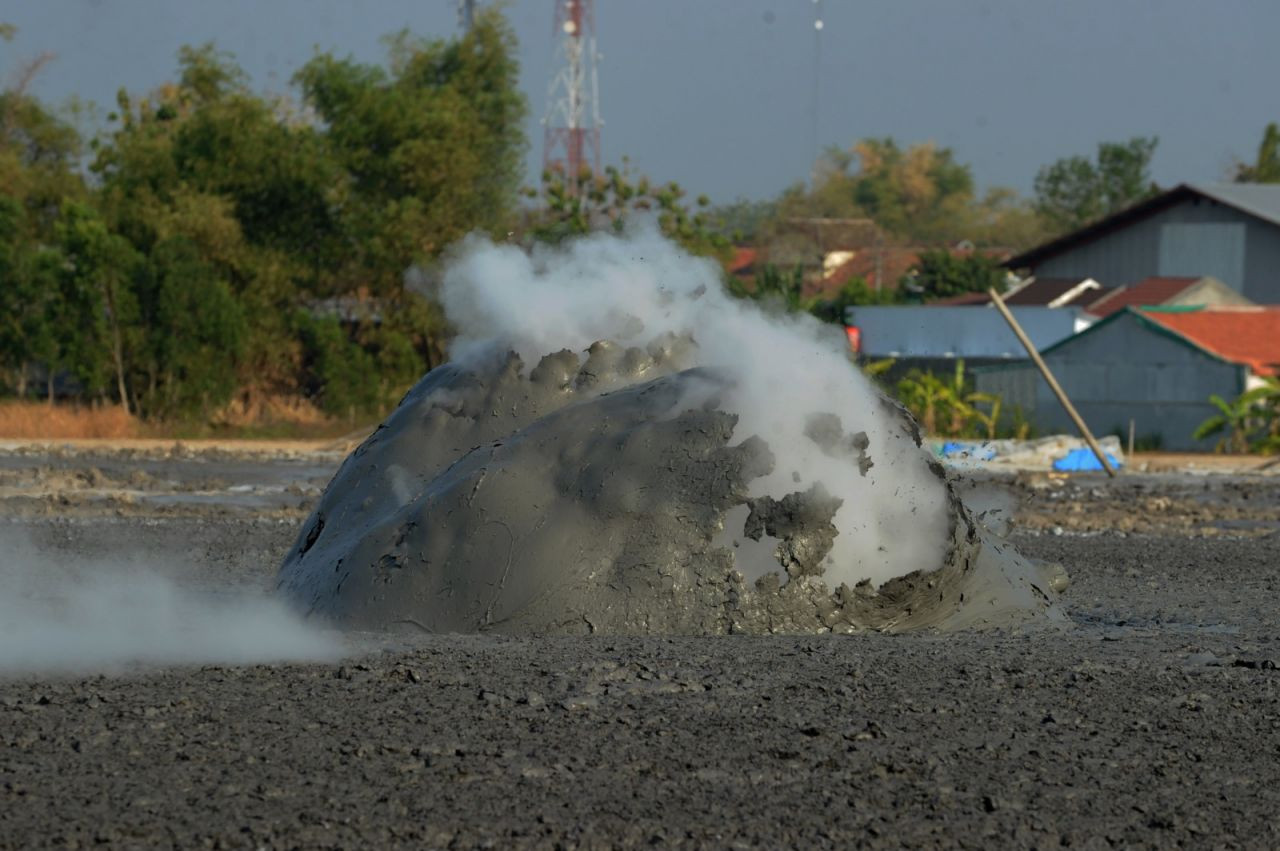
[1, 451, 1278, 848]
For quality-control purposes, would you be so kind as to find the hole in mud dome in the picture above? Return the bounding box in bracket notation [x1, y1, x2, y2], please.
[300, 514, 324, 556]
[713, 504, 790, 585]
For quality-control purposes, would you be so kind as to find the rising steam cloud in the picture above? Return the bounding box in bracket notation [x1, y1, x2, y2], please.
[0, 530, 341, 675]
[441, 225, 950, 588]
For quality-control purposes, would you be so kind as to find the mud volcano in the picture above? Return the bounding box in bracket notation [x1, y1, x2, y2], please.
[276, 338, 1066, 635]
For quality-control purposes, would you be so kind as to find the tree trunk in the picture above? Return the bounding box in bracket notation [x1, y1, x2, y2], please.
[102, 282, 130, 415]
[16, 363, 27, 399]
[46, 369, 55, 406]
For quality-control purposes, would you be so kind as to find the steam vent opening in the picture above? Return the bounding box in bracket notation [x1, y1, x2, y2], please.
[276, 229, 1066, 635]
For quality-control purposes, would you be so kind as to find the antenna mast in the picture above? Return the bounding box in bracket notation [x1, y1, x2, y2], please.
[542, 0, 602, 194]
[811, 0, 824, 181]
[457, 0, 475, 30]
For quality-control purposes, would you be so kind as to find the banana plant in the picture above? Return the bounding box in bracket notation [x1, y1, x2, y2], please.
[966, 390, 1003, 440]
[1193, 378, 1280, 453]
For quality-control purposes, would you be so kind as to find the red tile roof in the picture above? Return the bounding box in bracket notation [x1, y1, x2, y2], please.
[1088, 277, 1201, 317]
[813, 248, 920, 298]
[727, 247, 758, 276]
[1139, 307, 1280, 376]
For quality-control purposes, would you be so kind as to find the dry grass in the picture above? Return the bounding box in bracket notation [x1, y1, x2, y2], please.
[212, 394, 332, 429]
[0, 402, 141, 439]
[0, 395, 373, 442]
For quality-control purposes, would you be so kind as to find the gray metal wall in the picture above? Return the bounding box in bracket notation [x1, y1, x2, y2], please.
[1029, 313, 1245, 450]
[1034, 197, 1280, 300]
[1246, 218, 1280, 302]
[972, 365, 1038, 422]
[847, 305, 1079, 358]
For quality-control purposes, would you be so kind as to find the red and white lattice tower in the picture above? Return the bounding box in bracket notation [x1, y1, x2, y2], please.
[542, 0, 602, 193]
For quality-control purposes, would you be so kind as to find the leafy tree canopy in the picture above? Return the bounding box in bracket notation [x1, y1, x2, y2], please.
[757, 137, 1046, 251]
[900, 249, 1008, 302]
[528, 160, 730, 261]
[1033, 136, 1159, 233]
[295, 8, 527, 289]
[1234, 122, 1280, 183]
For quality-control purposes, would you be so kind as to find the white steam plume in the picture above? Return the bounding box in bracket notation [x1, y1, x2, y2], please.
[0, 530, 341, 675]
[441, 225, 950, 588]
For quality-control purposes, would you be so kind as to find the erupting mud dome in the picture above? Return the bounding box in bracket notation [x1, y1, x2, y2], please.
[277, 229, 1066, 633]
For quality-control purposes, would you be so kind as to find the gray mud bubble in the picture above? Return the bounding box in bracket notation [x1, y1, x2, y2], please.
[276, 341, 1067, 635]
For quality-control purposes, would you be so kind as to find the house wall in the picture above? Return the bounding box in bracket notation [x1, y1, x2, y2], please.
[846, 305, 1079, 358]
[971, 365, 1038, 423]
[1245, 218, 1280, 302]
[1029, 313, 1245, 450]
[1033, 197, 1280, 300]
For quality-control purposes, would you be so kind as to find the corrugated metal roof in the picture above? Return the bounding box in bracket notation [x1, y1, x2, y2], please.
[1002, 277, 1109, 307]
[1006, 183, 1280, 269]
[1190, 182, 1280, 229]
[1003, 277, 1083, 305]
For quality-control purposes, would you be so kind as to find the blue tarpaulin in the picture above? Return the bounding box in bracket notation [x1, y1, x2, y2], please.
[1053, 447, 1122, 472]
[940, 442, 996, 461]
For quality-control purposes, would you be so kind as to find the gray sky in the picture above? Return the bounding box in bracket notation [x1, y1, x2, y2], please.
[4, 0, 1278, 204]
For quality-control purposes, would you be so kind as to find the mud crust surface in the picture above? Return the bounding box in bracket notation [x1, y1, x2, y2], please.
[1, 454, 1278, 847]
[1, 519, 1277, 846]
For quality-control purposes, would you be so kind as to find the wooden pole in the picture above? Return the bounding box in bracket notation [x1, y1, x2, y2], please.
[988, 288, 1117, 477]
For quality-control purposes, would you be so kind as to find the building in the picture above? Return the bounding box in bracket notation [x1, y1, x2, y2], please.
[935, 276, 1111, 308]
[847, 305, 1081, 360]
[1002, 277, 1115, 309]
[935, 274, 1250, 318]
[1005, 183, 1280, 301]
[974, 306, 1280, 450]
[820, 241, 1012, 300]
[1085, 275, 1251, 317]
[726, 247, 759, 283]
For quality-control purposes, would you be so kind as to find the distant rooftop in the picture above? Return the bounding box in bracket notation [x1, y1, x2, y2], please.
[1003, 276, 1111, 308]
[1087, 277, 1202, 318]
[1139, 306, 1280, 376]
[1007, 182, 1280, 269]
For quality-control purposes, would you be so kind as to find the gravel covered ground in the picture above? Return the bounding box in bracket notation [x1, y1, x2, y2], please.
[1, 449, 1278, 848]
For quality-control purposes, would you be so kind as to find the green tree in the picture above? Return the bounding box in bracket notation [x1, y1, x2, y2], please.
[807, 277, 898, 324]
[4, 12, 527, 422]
[708, 197, 778, 243]
[91, 44, 343, 405]
[292, 312, 381, 419]
[775, 139, 978, 243]
[49, 202, 143, 410]
[0, 47, 89, 399]
[130, 237, 247, 418]
[728, 263, 809, 311]
[756, 137, 1046, 249]
[295, 8, 526, 283]
[529, 160, 730, 261]
[1234, 122, 1280, 183]
[901, 249, 1007, 301]
[1033, 137, 1159, 233]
